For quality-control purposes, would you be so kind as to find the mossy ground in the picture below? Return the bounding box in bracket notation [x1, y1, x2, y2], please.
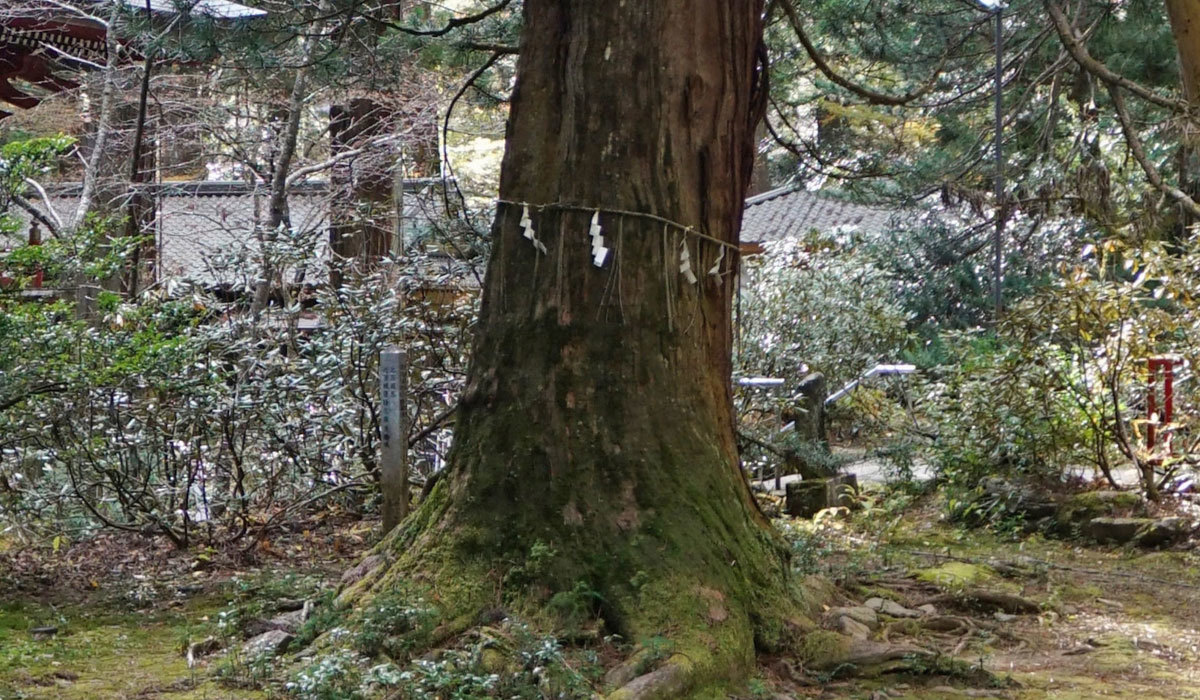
[0, 595, 261, 699]
[2, 491, 1199, 699]
[1, 547, 348, 700]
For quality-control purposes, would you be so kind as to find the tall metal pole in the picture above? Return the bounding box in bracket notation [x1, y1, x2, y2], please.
[992, 5, 1005, 316]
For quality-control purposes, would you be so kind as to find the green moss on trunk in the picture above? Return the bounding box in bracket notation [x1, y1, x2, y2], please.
[334, 1, 817, 695]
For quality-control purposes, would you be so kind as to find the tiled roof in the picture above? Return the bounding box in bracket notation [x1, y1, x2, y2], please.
[741, 185, 895, 243]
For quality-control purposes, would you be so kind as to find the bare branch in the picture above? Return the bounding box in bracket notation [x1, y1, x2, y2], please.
[285, 133, 398, 185]
[21, 177, 62, 231]
[11, 193, 60, 237]
[367, 0, 513, 38]
[1104, 81, 1200, 219]
[455, 41, 518, 55]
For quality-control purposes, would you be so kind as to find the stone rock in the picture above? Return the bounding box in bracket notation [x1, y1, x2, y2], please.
[242, 629, 293, 659]
[786, 373, 829, 453]
[864, 597, 921, 618]
[1059, 491, 1143, 526]
[785, 480, 827, 518]
[879, 600, 921, 619]
[837, 616, 872, 640]
[1086, 517, 1150, 544]
[917, 604, 938, 616]
[979, 478, 1057, 520]
[270, 609, 307, 633]
[1134, 517, 1190, 548]
[186, 636, 222, 668]
[828, 606, 879, 630]
[785, 474, 859, 518]
[244, 601, 312, 637]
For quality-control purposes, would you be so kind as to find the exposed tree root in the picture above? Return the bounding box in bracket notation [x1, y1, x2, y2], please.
[608, 658, 693, 700]
[807, 638, 933, 675]
[322, 475, 837, 699]
[916, 589, 1041, 615]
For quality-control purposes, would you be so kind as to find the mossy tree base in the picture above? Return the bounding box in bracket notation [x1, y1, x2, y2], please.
[338, 453, 825, 696]
[331, 1, 858, 695]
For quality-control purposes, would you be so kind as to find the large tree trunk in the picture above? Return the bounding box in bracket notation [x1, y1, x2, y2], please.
[329, 98, 395, 287]
[346, 1, 817, 695]
[1166, 0, 1200, 234]
[1166, 0, 1200, 102]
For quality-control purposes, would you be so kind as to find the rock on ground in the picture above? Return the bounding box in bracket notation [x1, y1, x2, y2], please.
[242, 629, 293, 659]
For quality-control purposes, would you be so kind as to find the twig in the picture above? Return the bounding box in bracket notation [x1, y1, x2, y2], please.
[408, 403, 458, 448]
[241, 480, 367, 553]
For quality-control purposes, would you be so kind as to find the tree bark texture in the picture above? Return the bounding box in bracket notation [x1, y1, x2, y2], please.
[330, 98, 396, 287]
[348, 1, 817, 695]
[1166, 0, 1200, 234]
[1167, 0, 1200, 104]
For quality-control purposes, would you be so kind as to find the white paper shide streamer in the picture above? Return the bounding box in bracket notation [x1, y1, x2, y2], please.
[589, 211, 609, 267]
[520, 205, 547, 254]
[679, 238, 697, 284]
[708, 246, 725, 278]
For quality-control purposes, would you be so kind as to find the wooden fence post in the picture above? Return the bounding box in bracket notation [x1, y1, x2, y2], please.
[379, 346, 408, 531]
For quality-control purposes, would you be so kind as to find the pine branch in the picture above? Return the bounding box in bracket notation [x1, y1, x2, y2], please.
[1045, 0, 1184, 111]
[775, 0, 947, 107]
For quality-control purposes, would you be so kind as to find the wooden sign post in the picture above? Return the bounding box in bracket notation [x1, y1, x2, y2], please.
[379, 347, 408, 531]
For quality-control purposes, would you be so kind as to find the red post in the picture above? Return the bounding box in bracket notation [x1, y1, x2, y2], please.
[1147, 356, 1182, 464]
[1147, 359, 1157, 460]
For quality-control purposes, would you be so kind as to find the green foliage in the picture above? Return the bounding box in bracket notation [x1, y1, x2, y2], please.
[927, 333, 1101, 488]
[736, 234, 915, 470]
[0, 135, 73, 190]
[778, 434, 847, 478]
[291, 591, 340, 651]
[635, 634, 676, 672]
[354, 589, 438, 658]
[504, 539, 558, 587]
[287, 649, 367, 700]
[546, 580, 604, 630]
[777, 522, 835, 576]
[738, 235, 912, 390]
[928, 236, 1200, 499]
[288, 621, 597, 700]
[746, 675, 773, 699]
[0, 214, 475, 545]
